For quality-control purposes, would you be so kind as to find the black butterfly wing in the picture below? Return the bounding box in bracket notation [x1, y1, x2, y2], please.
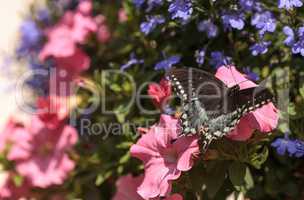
[167, 67, 231, 135]
[208, 86, 275, 138]
[167, 67, 229, 104]
[168, 67, 275, 134]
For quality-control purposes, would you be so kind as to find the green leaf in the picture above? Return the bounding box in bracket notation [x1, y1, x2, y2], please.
[229, 162, 254, 193]
[13, 175, 24, 187]
[288, 103, 297, 116]
[95, 171, 112, 186]
[229, 162, 246, 188]
[116, 142, 133, 149]
[205, 161, 229, 198]
[244, 167, 254, 190]
[110, 84, 122, 92]
[299, 86, 304, 99]
[249, 145, 269, 169]
[119, 152, 130, 164]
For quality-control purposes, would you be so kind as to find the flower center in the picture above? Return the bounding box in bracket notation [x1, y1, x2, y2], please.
[38, 142, 53, 156]
[163, 148, 178, 164]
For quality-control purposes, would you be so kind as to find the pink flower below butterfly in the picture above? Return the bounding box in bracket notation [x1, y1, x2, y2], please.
[112, 174, 183, 200]
[215, 65, 279, 141]
[130, 115, 199, 199]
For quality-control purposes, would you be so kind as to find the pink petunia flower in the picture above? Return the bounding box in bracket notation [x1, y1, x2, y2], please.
[130, 115, 199, 199]
[8, 113, 78, 188]
[53, 47, 90, 73]
[47, 47, 90, 96]
[71, 11, 97, 44]
[148, 79, 172, 110]
[39, 0, 96, 60]
[118, 8, 128, 23]
[39, 18, 76, 60]
[77, 0, 93, 15]
[0, 119, 32, 161]
[215, 65, 279, 141]
[36, 96, 69, 129]
[0, 171, 30, 199]
[112, 174, 183, 200]
[95, 14, 111, 43]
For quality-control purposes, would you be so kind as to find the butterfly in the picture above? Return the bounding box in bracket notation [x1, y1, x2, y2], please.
[167, 67, 275, 153]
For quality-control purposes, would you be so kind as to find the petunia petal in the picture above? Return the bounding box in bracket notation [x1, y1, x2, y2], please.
[174, 136, 199, 171]
[247, 103, 278, 132]
[227, 115, 255, 141]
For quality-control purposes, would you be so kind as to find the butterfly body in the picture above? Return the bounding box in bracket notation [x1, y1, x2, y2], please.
[167, 67, 275, 153]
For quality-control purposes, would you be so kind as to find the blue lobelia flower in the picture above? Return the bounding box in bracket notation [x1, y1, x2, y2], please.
[121, 53, 144, 71]
[294, 140, 304, 157]
[278, 0, 303, 9]
[140, 16, 165, 35]
[239, 0, 261, 12]
[16, 20, 43, 57]
[36, 9, 51, 24]
[147, 0, 163, 11]
[221, 12, 245, 30]
[250, 41, 271, 56]
[283, 26, 295, 46]
[168, 0, 193, 22]
[195, 49, 206, 65]
[292, 40, 304, 56]
[210, 51, 232, 68]
[26, 56, 51, 95]
[243, 67, 260, 81]
[197, 20, 218, 38]
[272, 137, 297, 156]
[133, 0, 145, 8]
[291, 27, 304, 56]
[251, 11, 276, 35]
[272, 134, 304, 158]
[155, 55, 181, 70]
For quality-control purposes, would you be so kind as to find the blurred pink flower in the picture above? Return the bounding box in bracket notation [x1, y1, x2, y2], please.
[112, 174, 183, 200]
[97, 24, 111, 43]
[112, 174, 144, 200]
[77, 0, 93, 15]
[39, 0, 96, 60]
[118, 8, 128, 23]
[36, 96, 69, 129]
[0, 172, 30, 199]
[53, 47, 90, 73]
[148, 79, 172, 109]
[39, 1, 97, 97]
[0, 119, 32, 161]
[39, 19, 76, 60]
[215, 65, 279, 141]
[95, 15, 111, 43]
[12, 116, 78, 188]
[48, 48, 90, 96]
[130, 115, 199, 199]
[72, 11, 97, 44]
